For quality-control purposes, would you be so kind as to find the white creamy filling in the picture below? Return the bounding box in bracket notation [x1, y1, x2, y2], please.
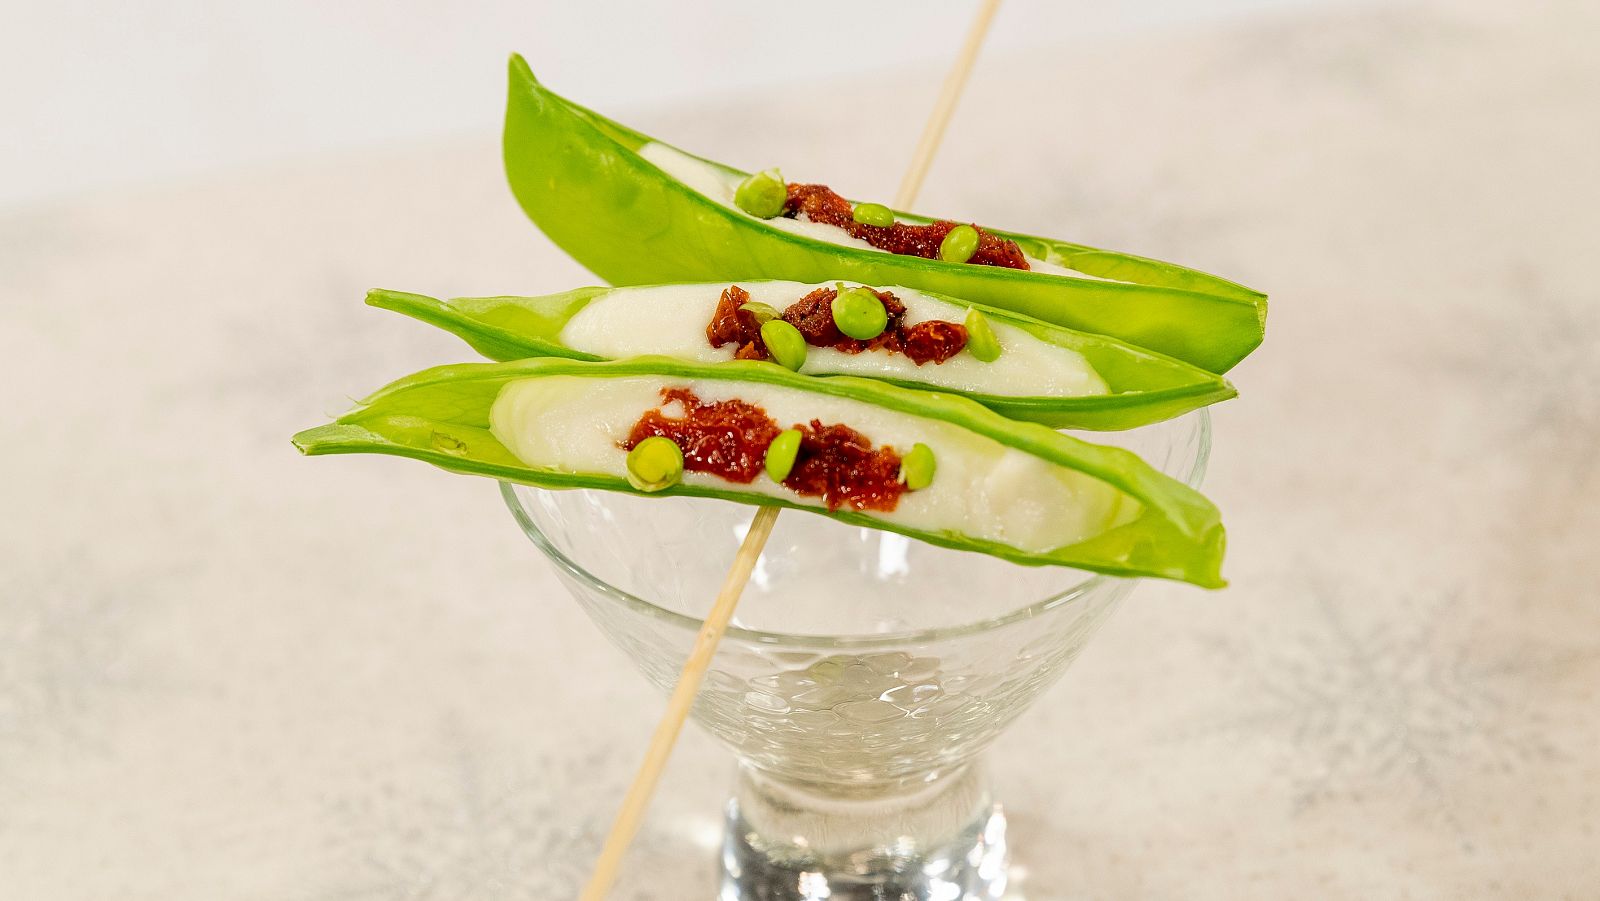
[638, 142, 1111, 281]
[489, 375, 1136, 553]
[560, 282, 1109, 398]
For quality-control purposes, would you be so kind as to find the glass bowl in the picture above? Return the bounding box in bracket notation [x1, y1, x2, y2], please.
[503, 410, 1210, 899]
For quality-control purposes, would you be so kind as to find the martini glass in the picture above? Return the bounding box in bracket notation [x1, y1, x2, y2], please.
[504, 410, 1210, 899]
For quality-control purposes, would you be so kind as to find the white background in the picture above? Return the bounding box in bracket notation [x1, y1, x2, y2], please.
[3, 0, 1347, 209]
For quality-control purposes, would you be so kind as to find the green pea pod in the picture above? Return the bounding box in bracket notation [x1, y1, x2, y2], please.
[502, 54, 1266, 373]
[366, 281, 1236, 430]
[291, 356, 1226, 587]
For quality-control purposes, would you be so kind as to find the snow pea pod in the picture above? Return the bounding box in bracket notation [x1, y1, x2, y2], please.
[366, 281, 1236, 431]
[502, 54, 1266, 373]
[291, 356, 1226, 587]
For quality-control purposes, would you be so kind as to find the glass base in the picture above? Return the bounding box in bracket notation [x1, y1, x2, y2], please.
[719, 763, 1009, 900]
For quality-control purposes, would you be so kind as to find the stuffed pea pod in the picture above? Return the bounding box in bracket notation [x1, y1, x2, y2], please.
[367, 280, 1236, 431]
[502, 54, 1266, 373]
[291, 356, 1226, 587]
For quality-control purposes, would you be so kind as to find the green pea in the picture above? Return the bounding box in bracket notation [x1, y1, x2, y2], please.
[760, 319, 808, 371]
[831, 286, 888, 340]
[852, 202, 894, 227]
[734, 168, 787, 219]
[964, 307, 1002, 362]
[625, 436, 683, 492]
[901, 443, 936, 490]
[765, 428, 803, 482]
[739, 301, 780, 324]
[939, 224, 979, 263]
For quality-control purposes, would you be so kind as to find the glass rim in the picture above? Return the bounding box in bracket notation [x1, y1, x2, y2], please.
[502, 409, 1211, 649]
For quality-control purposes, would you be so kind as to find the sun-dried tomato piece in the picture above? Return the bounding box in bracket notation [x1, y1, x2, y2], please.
[706, 285, 768, 361]
[622, 388, 910, 510]
[784, 183, 856, 228]
[781, 287, 844, 347]
[783, 182, 1030, 270]
[901, 320, 969, 365]
[710, 285, 965, 366]
[781, 419, 906, 512]
[624, 387, 781, 483]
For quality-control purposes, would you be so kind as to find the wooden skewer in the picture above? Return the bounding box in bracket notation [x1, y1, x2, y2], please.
[578, 2, 1003, 897]
[894, 0, 1005, 211]
[578, 506, 778, 901]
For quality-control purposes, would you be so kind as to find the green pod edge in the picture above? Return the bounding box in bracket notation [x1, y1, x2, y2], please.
[291, 355, 1226, 588]
[366, 285, 1236, 431]
[502, 54, 1266, 374]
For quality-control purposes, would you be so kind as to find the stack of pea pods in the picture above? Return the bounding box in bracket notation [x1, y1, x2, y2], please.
[293, 56, 1268, 589]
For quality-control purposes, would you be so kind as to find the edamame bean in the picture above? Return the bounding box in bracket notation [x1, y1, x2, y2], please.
[761, 319, 808, 371]
[739, 301, 780, 324]
[832, 286, 888, 340]
[852, 202, 894, 227]
[765, 428, 803, 482]
[901, 443, 936, 490]
[939, 225, 979, 263]
[964, 307, 1002, 362]
[734, 168, 787, 219]
[626, 436, 683, 492]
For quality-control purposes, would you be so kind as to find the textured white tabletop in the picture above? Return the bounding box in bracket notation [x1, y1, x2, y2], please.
[2, 1, 1596, 898]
